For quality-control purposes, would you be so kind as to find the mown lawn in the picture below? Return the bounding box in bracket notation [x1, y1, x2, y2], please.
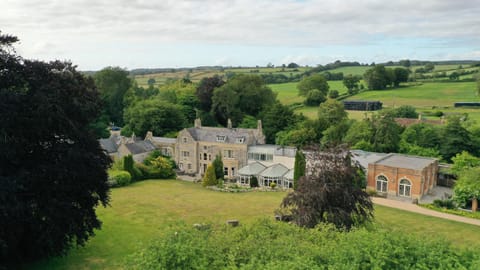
[345, 81, 477, 107]
[30, 180, 480, 270]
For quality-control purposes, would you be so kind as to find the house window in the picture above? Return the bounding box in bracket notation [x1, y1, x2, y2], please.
[248, 152, 273, 161]
[235, 137, 245, 143]
[224, 150, 234, 158]
[376, 175, 388, 193]
[208, 154, 211, 161]
[183, 137, 187, 143]
[179, 163, 183, 169]
[216, 135, 226, 142]
[182, 151, 189, 157]
[224, 167, 228, 176]
[203, 145, 207, 150]
[188, 164, 192, 170]
[203, 153, 208, 160]
[399, 179, 412, 197]
[231, 167, 235, 176]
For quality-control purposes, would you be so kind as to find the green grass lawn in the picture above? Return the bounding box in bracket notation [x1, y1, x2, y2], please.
[30, 180, 480, 270]
[346, 81, 477, 108]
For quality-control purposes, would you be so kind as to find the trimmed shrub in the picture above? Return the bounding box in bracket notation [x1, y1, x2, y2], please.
[329, 90, 339, 99]
[433, 199, 455, 209]
[250, 176, 259, 188]
[202, 164, 217, 187]
[108, 170, 132, 187]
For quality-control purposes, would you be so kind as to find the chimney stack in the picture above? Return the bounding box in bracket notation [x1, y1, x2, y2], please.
[194, 118, 202, 128]
[257, 120, 262, 133]
[227, 118, 232, 129]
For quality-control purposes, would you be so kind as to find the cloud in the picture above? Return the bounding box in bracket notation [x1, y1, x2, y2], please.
[1, 0, 479, 68]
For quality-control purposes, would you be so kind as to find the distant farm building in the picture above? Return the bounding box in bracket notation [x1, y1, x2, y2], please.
[454, 102, 480, 108]
[343, 100, 382, 111]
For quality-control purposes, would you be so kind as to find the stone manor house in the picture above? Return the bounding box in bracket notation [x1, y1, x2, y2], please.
[100, 119, 444, 200]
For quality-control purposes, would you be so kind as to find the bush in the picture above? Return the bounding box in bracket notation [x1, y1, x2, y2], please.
[269, 182, 277, 189]
[329, 90, 339, 99]
[433, 199, 455, 209]
[250, 176, 259, 187]
[202, 164, 217, 187]
[108, 170, 132, 187]
[304, 89, 326, 106]
[126, 219, 480, 269]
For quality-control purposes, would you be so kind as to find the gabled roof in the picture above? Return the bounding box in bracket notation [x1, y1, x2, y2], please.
[350, 150, 389, 170]
[99, 137, 118, 153]
[238, 162, 267, 176]
[185, 126, 263, 145]
[125, 140, 156, 155]
[283, 169, 294, 180]
[260, 163, 289, 178]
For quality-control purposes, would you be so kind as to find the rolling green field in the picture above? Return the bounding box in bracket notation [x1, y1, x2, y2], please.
[31, 180, 480, 270]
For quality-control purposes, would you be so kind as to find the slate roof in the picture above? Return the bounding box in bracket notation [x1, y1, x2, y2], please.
[374, 154, 436, 170]
[150, 136, 176, 144]
[238, 162, 267, 176]
[185, 126, 263, 145]
[283, 169, 294, 180]
[260, 163, 290, 178]
[125, 140, 156, 155]
[99, 137, 119, 153]
[351, 150, 436, 171]
[350, 150, 389, 170]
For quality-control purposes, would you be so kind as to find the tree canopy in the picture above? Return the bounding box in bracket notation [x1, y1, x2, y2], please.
[94, 66, 132, 126]
[0, 32, 111, 263]
[280, 147, 373, 230]
[297, 74, 329, 97]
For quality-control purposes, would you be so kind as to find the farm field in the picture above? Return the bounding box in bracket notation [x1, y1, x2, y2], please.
[30, 180, 480, 270]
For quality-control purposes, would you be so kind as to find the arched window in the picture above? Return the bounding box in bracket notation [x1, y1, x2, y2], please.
[399, 179, 412, 197]
[376, 175, 388, 193]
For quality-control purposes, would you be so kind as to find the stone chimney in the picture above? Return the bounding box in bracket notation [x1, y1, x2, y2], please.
[194, 118, 202, 128]
[145, 131, 153, 141]
[257, 120, 262, 134]
[130, 132, 136, 143]
[227, 118, 232, 129]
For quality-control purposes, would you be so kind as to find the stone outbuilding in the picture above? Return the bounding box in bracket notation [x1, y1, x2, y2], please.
[353, 151, 438, 201]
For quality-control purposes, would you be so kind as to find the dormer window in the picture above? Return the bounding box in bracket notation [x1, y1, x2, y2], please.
[216, 135, 226, 142]
[235, 137, 245, 144]
[183, 137, 187, 143]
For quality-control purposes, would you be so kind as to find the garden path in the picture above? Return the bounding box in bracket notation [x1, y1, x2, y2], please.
[372, 197, 480, 227]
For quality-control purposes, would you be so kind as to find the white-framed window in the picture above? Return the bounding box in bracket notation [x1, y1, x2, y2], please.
[248, 152, 273, 161]
[224, 167, 228, 176]
[224, 150, 234, 158]
[216, 135, 226, 142]
[231, 167, 235, 176]
[399, 179, 412, 197]
[235, 137, 245, 143]
[376, 175, 388, 193]
[188, 164, 192, 170]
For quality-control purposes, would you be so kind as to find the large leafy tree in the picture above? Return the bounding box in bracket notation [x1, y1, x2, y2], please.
[440, 116, 476, 161]
[454, 167, 480, 212]
[372, 115, 403, 153]
[297, 74, 329, 97]
[342, 74, 360, 94]
[123, 98, 186, 137]
[211, 74, 276, 126]
[0, 32, 111, 263]
[94, 66, 132, 126]
[280, 147, 373, 230]
[260, 102, 298, 144]
[364, 65, 389, 90]
[196, 75, 225, 112]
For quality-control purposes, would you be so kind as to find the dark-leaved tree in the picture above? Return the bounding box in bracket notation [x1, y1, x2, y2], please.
[280, 146, 373, 230]
[0, 32, 111, 264]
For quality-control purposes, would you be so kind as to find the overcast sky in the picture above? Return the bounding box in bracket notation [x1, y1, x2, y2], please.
[2, 0, 480, 70]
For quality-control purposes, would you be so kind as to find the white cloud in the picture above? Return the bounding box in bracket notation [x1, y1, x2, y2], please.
[2, 0, 479, 68]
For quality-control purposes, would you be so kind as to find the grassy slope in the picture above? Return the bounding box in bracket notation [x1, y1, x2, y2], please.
[32, 180, 480, 270]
